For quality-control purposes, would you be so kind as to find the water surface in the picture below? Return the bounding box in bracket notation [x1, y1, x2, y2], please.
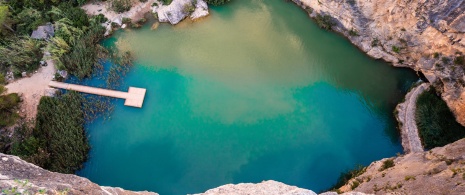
[78, 0, 418, 194]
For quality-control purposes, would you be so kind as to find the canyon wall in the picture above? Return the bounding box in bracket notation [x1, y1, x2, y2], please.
[292, 0, 465, 126]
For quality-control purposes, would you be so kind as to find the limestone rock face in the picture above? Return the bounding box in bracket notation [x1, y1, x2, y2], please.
[155, 0, 209, 24]
[339, 138, 465, 194]
[195, 180, 317, 195]
[0, 153, 158, 195]
[292, 0, 465, 126]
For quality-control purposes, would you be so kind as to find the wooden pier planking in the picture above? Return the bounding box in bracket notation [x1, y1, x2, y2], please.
[49, 81, 146, 108]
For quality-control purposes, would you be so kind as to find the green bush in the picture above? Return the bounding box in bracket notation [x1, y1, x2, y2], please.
[415, 87, 465, 149]
[110, 0, 132, 13]
[205, 0, 230, 6]
[34, 92, 89, 173]
[160, 0, 173, 5]
[0, 37, 44, 73]
[315, 14, 335, 30]
[0, 86, 20, 127]
[328, 165, 366, 191]
[378, 158, 394, 171]
[454, 56, 464, 66]
[392, 45, 401, 53]
[349, 28, 359, 36]
[60, 24, 106, 78]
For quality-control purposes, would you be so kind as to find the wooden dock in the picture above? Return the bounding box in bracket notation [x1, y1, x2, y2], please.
[49, 81, 146, 108]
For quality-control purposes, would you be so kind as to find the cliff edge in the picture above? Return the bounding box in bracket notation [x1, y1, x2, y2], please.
[292, 0, 465, 126]
[0, 153, 157, 195]
[339, 138, 465, 194]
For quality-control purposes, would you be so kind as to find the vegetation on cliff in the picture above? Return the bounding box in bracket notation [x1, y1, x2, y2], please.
[7, 92, 89, 174]
[415, 87, 465, 149]
[205, 0, 231, 6]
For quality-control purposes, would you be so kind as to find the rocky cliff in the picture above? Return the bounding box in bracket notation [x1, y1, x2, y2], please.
[0, 153, 371, 195]
[0, 153, 157, 195]
[292, 0, 465, 126]
[338, 138, 465, 195]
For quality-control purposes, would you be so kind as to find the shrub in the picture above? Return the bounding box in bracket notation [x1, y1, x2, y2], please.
[140, 0, 148, 2]
[60, 24, 106, 78]
[315, 14, 335, 30]
[122, 17, 132, 24]
[351, 180, 360, 190]
[433, 52, 440, 58]
[34, 92, 89, 173]
[378, 158, 394, 171]
[205, 0, 230, 6]
[0, 37, 44, 73]
[110, 0, 132, 13]
[328, 165, 366, 191]
[0, 86, 20, 127]
[182, 3, 196, 14]
[160, 0, 173, 5]
[392, 45, 401, 53]
[454, 55, 464, 66]
[415, 87, 465, 149]
[441, 57, 450, 64]
[404, 175, 416, 181]
[349, 28, 359, 36]
[371, 38, 379, 47]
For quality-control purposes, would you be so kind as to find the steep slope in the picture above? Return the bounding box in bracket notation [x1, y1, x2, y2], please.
[339, 138, 465, 194]
[0, 153, 157, 195]
[292, 0, 465, 126]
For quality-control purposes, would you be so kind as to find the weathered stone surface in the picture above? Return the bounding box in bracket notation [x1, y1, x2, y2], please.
[339, 138, 465, 194]
[0, 153, 158, 195]
[155, 0, 209, 24]
[292, 0, 465, 126]
[195, 180, 317, 195]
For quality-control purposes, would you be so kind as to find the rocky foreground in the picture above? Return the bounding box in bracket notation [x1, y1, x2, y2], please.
[339, 138, 465, 195]
[4, 138, 465, 194]
[292, 0, 465, 127]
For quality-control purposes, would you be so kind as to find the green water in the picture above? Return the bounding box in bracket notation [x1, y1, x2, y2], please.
[77, 0, 418, 194]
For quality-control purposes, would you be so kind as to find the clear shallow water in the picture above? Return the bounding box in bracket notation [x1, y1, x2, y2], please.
[77, 0, 418, 194]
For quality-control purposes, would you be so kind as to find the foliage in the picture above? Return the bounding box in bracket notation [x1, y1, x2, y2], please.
[371, 38, 379, 47]
[59, 24, 106, 78]
[392, 45, 401, 53]
[454, 55, 464, 66]
[182, 3, 196, 14]
[349, 28, 359, 36]
[13, 8, 45, 35]
[0, 5, 14, 36]
[415, 87, 465, 149]
[329, 165, 366, 191]
[315, 14, 335, 30]
[160, 0, 173, 5]
[110, 0, 132, 13]
[0, 86, 20, 127]
[205, 0, 230, 6]
[378, 158, 395, 171]
[50, 3, 90, 29]
[0, 37, 44, 74]
[33, 92, 89, 173]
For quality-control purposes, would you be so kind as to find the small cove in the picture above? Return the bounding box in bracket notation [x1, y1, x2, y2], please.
[77, 0, 418, 194]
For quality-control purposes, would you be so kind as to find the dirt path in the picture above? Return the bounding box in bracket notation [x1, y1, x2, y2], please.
[5, 60, 56, 120]
[396, 82, 430, 153]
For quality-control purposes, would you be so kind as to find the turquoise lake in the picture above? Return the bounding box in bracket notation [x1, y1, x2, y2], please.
[77, 0, 418, 194]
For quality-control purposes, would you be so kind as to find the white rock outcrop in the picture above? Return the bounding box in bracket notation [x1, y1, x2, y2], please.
[154, 0, 209, 25]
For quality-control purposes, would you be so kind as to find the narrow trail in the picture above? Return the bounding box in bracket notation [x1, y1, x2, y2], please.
[396, 83, 429, 153]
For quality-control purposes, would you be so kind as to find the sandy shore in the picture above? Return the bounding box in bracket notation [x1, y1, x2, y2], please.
[5, 60, 56, 120]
